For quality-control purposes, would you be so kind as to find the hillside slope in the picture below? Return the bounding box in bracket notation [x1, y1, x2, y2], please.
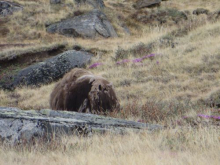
[0, 0, 220, 120]
[0, 0, 220, 164]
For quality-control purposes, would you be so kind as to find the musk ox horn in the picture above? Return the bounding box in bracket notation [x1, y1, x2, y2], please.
[50, 68, 120, 114]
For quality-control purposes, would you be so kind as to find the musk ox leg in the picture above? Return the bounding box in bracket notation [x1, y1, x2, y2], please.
[78, 98, 90, 113]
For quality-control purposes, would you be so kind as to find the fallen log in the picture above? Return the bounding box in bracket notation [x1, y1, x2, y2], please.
[0, 107, 162, 145]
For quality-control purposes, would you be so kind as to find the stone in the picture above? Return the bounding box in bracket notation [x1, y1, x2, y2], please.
[12, 50, 92, 87]
[50, 68, 120, 114]
[50, 0, 62, 4]
[46, 10, 118, 38]
[0, 1, 22, 17]
[133, 0, 161, 9]
[193, 8, 209, 15]
[0, 107, 163, 145]
[74, 0, 105, 9]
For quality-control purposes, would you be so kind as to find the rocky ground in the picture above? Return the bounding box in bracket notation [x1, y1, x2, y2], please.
[0, 0, 220, 164]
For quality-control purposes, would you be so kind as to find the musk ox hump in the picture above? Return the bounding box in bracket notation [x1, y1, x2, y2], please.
[62, 68, 93, 83]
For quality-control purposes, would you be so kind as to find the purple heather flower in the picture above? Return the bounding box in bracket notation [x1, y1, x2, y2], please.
[156, 61, 159, 65]
[210, 116, 220, 120]
[198, 114, 220, 120]
[89, 62, 103, 69]
[132, 58, 143, 63]
[142, 53, 156, 59]
[198, 114, 211, 119]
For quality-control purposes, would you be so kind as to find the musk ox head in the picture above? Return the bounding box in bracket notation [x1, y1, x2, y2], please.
[50, 68, 120, 114]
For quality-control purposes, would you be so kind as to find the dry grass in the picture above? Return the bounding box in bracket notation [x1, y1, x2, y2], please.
[1, 0, 220, 164]
[0, 0, 219, 122]
[0, 42, 67, 61]
[0, 127, 219, 165]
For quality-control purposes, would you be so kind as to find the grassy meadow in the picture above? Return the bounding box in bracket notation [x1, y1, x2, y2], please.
[0, 0, 220, 164]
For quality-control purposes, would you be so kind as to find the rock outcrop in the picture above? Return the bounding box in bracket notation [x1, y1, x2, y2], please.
[46, 10, 118, 38]
[133, 0, 161, 9]
[50, 68, 120, 114]
[0, 107, 162, 145]
[74, 0, 105, 9]
[13, 50, 92, 87]
[0, 1, 22, 17]
[50, 0, 62, 4]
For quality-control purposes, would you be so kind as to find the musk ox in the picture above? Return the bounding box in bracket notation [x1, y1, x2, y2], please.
[50, 68, 120, 114]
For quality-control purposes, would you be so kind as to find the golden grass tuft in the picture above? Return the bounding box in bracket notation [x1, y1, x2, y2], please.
[0, 127, 220, 165]
[1, 0, 220, 164]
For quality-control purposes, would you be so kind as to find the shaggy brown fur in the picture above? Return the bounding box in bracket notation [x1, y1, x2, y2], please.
[50, 68, 120, 114]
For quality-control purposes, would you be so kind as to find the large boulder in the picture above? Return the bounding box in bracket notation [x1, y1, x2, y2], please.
[0, 1, 22, 17]
[46, 10, 118, 38]
[0, 107, 162, 145]
[133, 0, 161, 9]
[50, 68, 120, 114]
[12, 50, 92, 87]
[74, 0, 105, 9]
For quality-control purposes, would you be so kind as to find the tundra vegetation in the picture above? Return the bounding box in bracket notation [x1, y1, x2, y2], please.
[0, 0, 220, 164]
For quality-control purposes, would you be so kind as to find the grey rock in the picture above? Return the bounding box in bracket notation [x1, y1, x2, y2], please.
[0, 107, 163, 145]
[193, 8, 209, 15]
[0, 1, 23, 17]
[46, 10, 118, 38]
[75, 0, 105, 9]
[13, 50, 92, 87]
[50, 0, 62, 4]
[133, 0, 161, 9]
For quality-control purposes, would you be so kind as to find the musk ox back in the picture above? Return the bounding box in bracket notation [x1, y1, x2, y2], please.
[50, 68, 120, 114]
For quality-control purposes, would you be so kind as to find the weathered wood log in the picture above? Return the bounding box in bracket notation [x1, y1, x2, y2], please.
[0, 107, 162, 145]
